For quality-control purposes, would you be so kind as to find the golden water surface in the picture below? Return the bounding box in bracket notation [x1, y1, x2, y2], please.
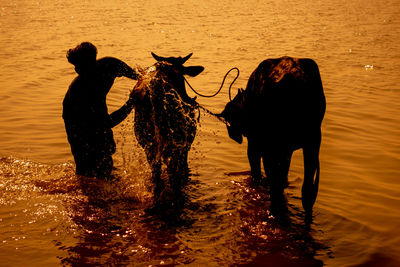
[0, 0, 399, 266]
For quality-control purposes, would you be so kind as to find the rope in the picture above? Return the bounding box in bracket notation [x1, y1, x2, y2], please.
[184, 67, 240, 125]
[184, 67, 240, 100]
[197, 104, 227, 125]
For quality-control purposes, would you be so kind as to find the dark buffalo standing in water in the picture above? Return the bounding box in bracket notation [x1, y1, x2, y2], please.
[133, 53, 204, 199]
[219, 56, 326, 212]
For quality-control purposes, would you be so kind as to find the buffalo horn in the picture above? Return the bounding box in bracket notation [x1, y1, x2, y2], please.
[151, 52, 165, 62]
[180, 53, 193, 64]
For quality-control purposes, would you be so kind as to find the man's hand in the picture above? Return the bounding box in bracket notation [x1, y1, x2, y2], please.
[129, 85, 146, 105]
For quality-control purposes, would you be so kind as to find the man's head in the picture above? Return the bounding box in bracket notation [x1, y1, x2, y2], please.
[66, 42, 97, 75]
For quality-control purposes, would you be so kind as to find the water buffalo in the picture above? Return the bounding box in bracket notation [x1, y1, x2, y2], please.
[133, 53, 204, 199]
[219, 56, 326, 212]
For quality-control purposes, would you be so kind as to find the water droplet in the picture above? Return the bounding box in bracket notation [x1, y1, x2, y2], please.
[364, 64, 374, 70]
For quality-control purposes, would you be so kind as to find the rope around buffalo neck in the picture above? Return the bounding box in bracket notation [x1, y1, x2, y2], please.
[184, 67, 240, 101]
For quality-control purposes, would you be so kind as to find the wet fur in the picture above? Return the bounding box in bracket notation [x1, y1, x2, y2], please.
[133, 61, 198, 198]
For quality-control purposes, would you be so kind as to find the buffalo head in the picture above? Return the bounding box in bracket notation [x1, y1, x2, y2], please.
[219, 88, 246, 144]
[151, 52, 204, 104]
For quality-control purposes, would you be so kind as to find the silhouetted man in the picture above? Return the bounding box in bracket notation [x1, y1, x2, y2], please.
[63, 42, 142, 178]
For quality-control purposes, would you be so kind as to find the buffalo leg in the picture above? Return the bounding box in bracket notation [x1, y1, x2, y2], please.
[167, 150, 189, 195]
[151, 160, 163, 198]
[145, 146, 163, 199]
[247, 139, 262, 183]
[179, 150, 190, 179]
[282, 150, 293, 188]
[263, 155, 285, 196]
[302, 141, 321, 213]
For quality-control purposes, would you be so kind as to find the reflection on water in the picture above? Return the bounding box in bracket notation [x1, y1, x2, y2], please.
[1, 0, 400, 266]
[1, 155, 328, 266]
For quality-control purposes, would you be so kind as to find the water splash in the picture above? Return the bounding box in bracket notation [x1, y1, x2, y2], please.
[133, 63, 198, 196]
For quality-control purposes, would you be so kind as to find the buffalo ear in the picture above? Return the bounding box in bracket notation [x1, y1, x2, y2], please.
[183, 66, 204, 77]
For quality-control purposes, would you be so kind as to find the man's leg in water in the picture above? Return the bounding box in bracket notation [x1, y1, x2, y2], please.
[71, 146, 96, 177]
[95, 152, 114, 179]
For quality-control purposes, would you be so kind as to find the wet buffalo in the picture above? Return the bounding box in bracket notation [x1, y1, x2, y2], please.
[219, 56, 326, 212]
[133, 53, 204, 199]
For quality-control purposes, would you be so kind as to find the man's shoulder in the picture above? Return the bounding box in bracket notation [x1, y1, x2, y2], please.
[97, 57, 124, 66]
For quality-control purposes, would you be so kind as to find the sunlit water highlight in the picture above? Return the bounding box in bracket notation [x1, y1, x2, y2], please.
[0, 0, 400, 266]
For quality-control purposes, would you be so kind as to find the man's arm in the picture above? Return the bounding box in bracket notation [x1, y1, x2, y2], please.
[111, 57, 138, 80]
[100, 57, 139, 80]
[109, 88, 145, 128]
[116, 60, 139, 80]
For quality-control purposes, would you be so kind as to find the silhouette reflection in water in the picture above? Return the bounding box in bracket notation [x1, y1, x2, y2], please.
[229, 177, 324, 267]
[58, 175, 197, 266]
